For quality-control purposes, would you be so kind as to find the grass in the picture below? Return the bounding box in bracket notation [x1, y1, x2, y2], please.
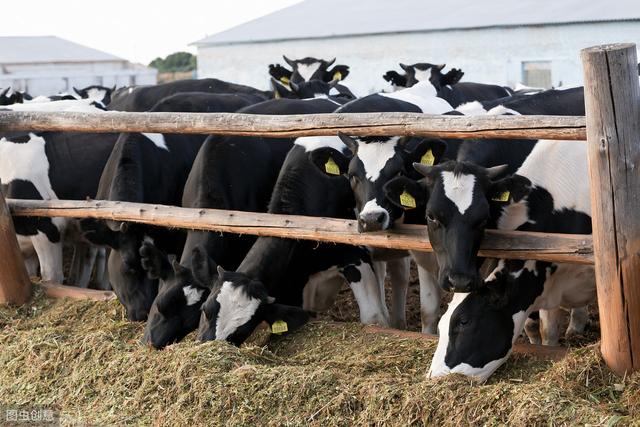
[0, 287, 637, 426]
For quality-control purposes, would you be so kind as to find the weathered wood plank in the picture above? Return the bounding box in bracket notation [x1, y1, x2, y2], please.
[582, 43, 640, 375]
[7, 199, 594, 265]
[0, 186, 31, 305]
[0, 111, 586, 140]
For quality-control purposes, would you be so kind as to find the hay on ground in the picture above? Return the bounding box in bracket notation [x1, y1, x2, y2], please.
[0, 286, 637, 426]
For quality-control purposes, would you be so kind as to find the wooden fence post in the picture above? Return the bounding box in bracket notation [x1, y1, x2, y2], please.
[582, 43, 640, 376]
[0, 185, 31, 305]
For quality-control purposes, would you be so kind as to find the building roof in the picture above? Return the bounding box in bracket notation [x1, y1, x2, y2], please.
[0, 36, 124, 64]
[194, 0, 640, 46]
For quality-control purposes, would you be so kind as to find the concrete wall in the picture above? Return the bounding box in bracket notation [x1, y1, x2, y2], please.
[197, 21, 640, 96]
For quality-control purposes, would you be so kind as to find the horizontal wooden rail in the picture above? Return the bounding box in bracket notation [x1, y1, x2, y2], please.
[8, 199, 593, 265]
[0, 111, 586, 140]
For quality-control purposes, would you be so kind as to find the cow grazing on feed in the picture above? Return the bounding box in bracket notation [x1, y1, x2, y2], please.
[107, 78, 273, 112]
[81, 92, 263, 321]
[139, 82, 358, 348]
[425, 140, 595, 382]
[195, 134, 390, 347]
[383, 62, 514, 107]
[269, 56, 350, 86]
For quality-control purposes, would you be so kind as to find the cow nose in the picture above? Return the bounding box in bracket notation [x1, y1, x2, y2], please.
[446, 274, 475, 292]
[358, 211, 389, 232]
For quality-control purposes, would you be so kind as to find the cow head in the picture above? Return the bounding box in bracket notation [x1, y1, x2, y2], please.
[271, 77, 341, 100]
[310, 133, 447, 232]
[197, 267, 309, 346]
[429, 259, 551, 382]
[408, 161, 531, 292]
[0, 87, 25, 105]
[81, 219, 158, 321]
[140, 242, 215, 349]
[269, 56, 350, 86]
[388, 63, 464, 90]
[73, 85, 115, 107]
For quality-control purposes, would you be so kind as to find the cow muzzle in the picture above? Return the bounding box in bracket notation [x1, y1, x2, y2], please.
[357, 210, 389, 233]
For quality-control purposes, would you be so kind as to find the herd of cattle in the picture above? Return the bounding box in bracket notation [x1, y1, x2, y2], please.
[0, 55, 608, 382]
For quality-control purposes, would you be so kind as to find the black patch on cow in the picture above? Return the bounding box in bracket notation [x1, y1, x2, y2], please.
[340, 264, 361, 283]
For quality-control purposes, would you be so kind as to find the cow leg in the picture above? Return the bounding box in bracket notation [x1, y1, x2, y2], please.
[417, 265, 440, 334]
[16, 234, 39, 276]
[539, 307, 563, 346]
[31, 231, 64, 283]
[346, 262, 390, 327]
[386, 257, 409, 330]
[95, 248, 111, 290]
[565, 306, 589, 339]
[524, 312, 542, 345]
[302, 269, 343, 312]
[68, 241, 98, 288]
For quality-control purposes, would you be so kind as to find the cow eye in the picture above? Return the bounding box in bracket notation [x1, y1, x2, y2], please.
[426, 213, 441, 226]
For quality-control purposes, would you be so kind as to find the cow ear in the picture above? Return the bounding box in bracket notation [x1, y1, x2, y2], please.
[262, 303, 310, 335]
[139, 239, 171, 280]
[308, 147, 351, 177]
[384, 176, 427, 210]
[325, 57, 336, 67]
[327, 65, 349, 82]
[80, 218, 122, 249]
[403, 138, 448, 172]
[72, 86, 82, 97]
[271, 77, 292, 99]
[441, 68, 465, 86]
[486, 164, 508, 179]
[191, 245, 217, 288]
[399, 63, 410, 72]
[337, 132, 358, 154]
[489, 174, 532, 203]
[0, 87, 9, 97]
[435, 63, 446, 71]
[383, 71, 407, 88]
[412, 163, 441, 188]
[216, 265, 226, 278]
[268, 63, 292, 85]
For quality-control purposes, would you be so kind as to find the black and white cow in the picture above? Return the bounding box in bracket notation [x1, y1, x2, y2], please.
[139, 85, 359, 348]
[81, 92, 264, 321]
[269, 56, 350, 86]
[308, 81, 458, 332]
[195, 134, 390, 346]
[2, 131, 117, 284]
[107, 78, 272, 112]
[426, 140, 594, 382]
[383, 63, 514, 108]
[0, 87, 28, 105]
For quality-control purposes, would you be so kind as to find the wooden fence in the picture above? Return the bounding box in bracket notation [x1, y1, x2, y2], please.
[0, 43, 637, 376]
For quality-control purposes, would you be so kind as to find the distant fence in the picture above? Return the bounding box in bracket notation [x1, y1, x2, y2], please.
[0, 43, 637, 377]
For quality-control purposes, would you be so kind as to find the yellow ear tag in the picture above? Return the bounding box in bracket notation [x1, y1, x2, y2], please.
[420, 149, 435, 166]
[333, 71, 343, 81]
[491, 191, 510, 202]
[280, 76, 290, 85]
[324, 157, 340, 175]
[399, 190, 416, 209]
[271, 320, 288, 334]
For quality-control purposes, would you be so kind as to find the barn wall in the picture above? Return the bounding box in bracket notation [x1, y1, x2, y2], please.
[196, 21, 640, 96]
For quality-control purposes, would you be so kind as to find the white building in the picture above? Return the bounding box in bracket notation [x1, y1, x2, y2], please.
[194, 0, 640, 96]
[0, 36, 157, 95]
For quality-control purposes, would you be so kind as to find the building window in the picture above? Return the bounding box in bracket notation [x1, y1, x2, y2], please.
[522, 61, 552, 88]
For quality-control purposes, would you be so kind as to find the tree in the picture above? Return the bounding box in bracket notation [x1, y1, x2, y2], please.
[149, 52, 197, 73]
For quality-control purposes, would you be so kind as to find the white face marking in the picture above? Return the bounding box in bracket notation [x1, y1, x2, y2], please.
[294, 135, 345, 153]
[295, 62, 322, 82]
[142, 133, 169, 151]
[359, 199, 390, 229]
[357, 138, 398, 181]
[455, 101, 488, 116]
[413, 67, 432, 83]
[0, 133, 57, 200]
[429, 292, 468, 378]
[84, 87, 107, 101]
[215, 281, 261, 341]
[441, 171, 475, 215]
[182, 285, 204, 306]
[379, 81, 453, 114]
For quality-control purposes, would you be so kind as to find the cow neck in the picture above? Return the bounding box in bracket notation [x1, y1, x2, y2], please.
[236, 236, 298, 294]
